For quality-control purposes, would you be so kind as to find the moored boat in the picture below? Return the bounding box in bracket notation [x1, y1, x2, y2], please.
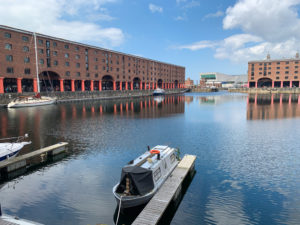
[7, 93, 56, 108]
[113, 145, 179, 208]
[153, 88, 165, 96]
[0, 134, 31, 161]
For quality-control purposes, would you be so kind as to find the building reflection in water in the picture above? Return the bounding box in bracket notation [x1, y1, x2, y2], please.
[0, 95, 185, 154]
[247, 94, 300, 120]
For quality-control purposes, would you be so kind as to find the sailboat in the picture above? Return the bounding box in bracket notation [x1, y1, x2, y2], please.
[7, 33, 56, 108]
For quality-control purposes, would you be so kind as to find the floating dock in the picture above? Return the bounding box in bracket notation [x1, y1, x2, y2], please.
[0, 142, 68, 180]
[132, 154, 196, 225]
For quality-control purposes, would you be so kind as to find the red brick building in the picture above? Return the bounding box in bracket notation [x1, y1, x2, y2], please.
[248, 54, 300, 88]
[0, 25, 185, 94]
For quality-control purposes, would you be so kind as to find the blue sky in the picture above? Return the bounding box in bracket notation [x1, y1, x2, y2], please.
[1, 0, 300, 82]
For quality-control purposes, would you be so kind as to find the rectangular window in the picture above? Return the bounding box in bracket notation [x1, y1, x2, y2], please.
[46, 40, 50, 48]
[66, 71, 70, 76]
[24, 57, 30, 63]
[116, 68, 119, 72]
[53, 51, 57, 56]
[268, 72, 271, 74]
[24, 68, 30, 74]
[86, 73, 90, 77]
[76, 72, 80, 77]
[276, 76, 280, 79]
[295, 76, 298, 79]
[46, 49, 50, 57]
[295, 66, 298, 69]
[95, 73, 98, 78]
[285, 76, 288, 79]
[23, 46, 29, 52]
[38, 39, 43, 45]
[4, 32, 11, 38]
[95, 65, 98, 70]
[277, 62, 280, 65]
[276, 71, 280, 74]
[53, 42, 57, 47]
[94, 58, 98, 62]
[39, 49, 44, 54]
[153, 168, 161, 182]
[75, 46, 79, 51]
[64, 44, 69, 49]
[5, 43, 12, 50]
[76, 63, 80, 68]
[295, 61, 299, 64]
[103, 66, 105, 71]
[75, 55, 80, 59]
[65, 53, 69, 58]
[65, 62, 70, 66]
[6, 55, 13, 62]
[285, 71, 289, 74]
[286, 61, 289, 64]
[54, 60, 58, 66]
[276, 67, 280, 69]
[22, 36, 29, 42]
[39, 59, 44, 64]
[285, 66, 289, 69]
[6, 67, 13, 73]
[295, 71, 298, 74]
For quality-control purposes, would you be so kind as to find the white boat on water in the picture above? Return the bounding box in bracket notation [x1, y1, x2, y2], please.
[153, 88, 165, 96]
[7, 32, 55, 108]
[0, 134, 31, 162]
[7, 93, 56, 108]
[113, 145, 179, 208]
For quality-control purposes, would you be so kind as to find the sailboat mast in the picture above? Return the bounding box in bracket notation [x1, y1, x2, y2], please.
[33, 32, 40, 92]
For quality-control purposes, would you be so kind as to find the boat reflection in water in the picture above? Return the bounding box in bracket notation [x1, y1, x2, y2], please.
[247, 94, 300, 120]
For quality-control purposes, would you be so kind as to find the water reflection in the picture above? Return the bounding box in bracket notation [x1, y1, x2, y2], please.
[247, 94, 300, 120]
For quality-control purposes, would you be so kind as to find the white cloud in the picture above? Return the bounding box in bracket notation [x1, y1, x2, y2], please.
[175, 0, 300, 63]
[182, 0, 200, 9]
[175, 40, 218, 50]
[203, 10, 224, 20]
[176, 0, 187, 4]
[223, 0, 300, 42]
[149, 3, 163, 13]
[0, 0, 124, 47]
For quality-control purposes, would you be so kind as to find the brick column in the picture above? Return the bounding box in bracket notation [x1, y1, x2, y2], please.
[91, 80, 94, 91]
[148, 82, 151, 90]
[120, 81, 122, 90]
[17, 78, 22, 93]
[140, 81, 143, 90]
[290, 81, 293, 88]
[113, 81, 116, 91]
[60, 79, 64, 92]
[33, 78, 38, 92]
[152, 82, 155, 89]
[71, 80, 75, 92]
[81, 80, 85, 92]
[131, 82, 133, 90]
[99, 80, 102, 91]
[0, 77, 4, 94]
[248, 82, 250, 88]
[255, 81, 258, 88]
[125, 82, 128, 90]
[281, 81, 283, 88]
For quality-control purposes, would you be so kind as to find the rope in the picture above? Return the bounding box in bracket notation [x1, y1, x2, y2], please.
[115, 196, 123, 225]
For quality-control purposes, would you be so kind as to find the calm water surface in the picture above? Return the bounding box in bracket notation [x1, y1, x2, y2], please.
[0, 92, 300, 225]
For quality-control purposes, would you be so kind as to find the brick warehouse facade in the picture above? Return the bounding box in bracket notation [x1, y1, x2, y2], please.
[248, 54, 300, 88]
[0, 25, 185, 94]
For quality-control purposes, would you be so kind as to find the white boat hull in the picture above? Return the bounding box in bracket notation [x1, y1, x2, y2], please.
[7, 98, 56, 108]
[0, 142, 31, 161]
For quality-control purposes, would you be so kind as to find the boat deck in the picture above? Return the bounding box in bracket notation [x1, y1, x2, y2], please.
[132, 154, 196, 225]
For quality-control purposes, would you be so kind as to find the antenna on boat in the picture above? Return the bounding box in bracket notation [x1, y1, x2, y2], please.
[33, 32, 40, 93]
[147, 146, 150, 151]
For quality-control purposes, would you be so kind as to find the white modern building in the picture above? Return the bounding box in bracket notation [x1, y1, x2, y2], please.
[200, 72, 247, 88]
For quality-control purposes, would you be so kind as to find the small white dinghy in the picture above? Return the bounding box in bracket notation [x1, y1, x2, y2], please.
[113, 145, 180, 209]
[0, 134, 31, 162]
[153, 88, 165, 96]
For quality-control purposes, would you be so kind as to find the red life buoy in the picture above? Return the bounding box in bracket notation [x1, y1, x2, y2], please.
[150, 149, 160, 154]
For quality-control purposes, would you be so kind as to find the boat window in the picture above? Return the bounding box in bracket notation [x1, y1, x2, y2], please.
[153, 168, 161, 182]
[170, 153, 175, 163]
